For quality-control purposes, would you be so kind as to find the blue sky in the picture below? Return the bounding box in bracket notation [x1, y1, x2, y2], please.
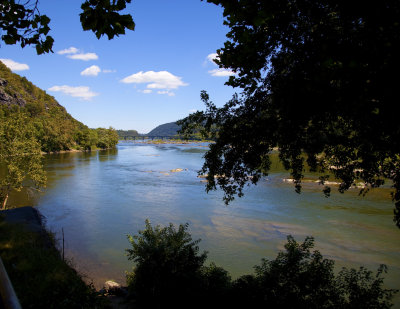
[0, 0, 236, 133]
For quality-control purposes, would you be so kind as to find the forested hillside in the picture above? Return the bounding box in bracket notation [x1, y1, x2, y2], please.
[0, 61, 118, 152]
[147, 122, 180, 136]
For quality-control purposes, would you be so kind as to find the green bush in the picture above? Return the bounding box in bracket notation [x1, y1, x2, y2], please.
[126, 220, 207, 308]
[230, 236, 398, 309]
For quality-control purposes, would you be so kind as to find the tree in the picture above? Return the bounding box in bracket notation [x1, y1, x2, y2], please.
[95, 127, 119, 149]
[0, 0, 135, 54]
[0, 108, 46, 209]
[126, 220, 208, 308]
[179, 0, 400, 226]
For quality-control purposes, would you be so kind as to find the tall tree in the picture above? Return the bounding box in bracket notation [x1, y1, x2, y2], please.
[179, 0, 400, 226]
[0, 0, 135, 54]
[0, 109, 46, 209]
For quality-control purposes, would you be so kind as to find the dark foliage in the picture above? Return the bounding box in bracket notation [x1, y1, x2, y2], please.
[229, 236, 397, 309]
[179, 0, 400, 226]
[80, 0, 135, 40]
[126, 220, 208, 308]
[126, 221, 397, 309]
[0, 0, 53, 54]
[0, 0, 134, 53]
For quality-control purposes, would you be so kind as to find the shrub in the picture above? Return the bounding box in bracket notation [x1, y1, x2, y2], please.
[126, 220, 207, 308]
[231, 236, 398, 309]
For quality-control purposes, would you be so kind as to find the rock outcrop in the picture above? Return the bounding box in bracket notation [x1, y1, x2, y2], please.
[0, 78, 26, 107]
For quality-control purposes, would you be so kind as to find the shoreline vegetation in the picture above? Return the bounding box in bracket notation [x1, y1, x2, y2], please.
[0, 208, 397, 308]
[0, 207, 110, 308]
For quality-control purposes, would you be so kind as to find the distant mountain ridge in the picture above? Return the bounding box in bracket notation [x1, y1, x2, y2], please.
[146, 122, 181, 136]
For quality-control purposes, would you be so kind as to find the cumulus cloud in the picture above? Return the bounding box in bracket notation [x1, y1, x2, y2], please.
[57, 47, 79, 55]
[48, 85, 98, 100]
[57, 47, 98, 61]
[208, 68, 236, 77]
[81, 65, 101, 76]
[0, 59, 29, 71]
[157, 90, 175, 96]
[121, 71, 188, 90]
[67, 53, 98, 61]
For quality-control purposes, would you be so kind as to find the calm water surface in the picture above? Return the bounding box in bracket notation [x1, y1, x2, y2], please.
[8, 141, 400, 305]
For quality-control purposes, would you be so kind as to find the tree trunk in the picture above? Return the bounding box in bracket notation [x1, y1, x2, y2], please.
[1, 193, 8, 210]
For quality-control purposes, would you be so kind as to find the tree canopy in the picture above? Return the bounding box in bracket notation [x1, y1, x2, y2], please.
[179, 0, 400, 227]
[0, 0, 135, 54]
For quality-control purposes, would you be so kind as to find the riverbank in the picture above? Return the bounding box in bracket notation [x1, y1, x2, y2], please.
[0, 207, 110, 308]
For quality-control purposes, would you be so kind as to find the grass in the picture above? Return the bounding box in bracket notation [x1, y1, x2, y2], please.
[0, 215, 109, 309]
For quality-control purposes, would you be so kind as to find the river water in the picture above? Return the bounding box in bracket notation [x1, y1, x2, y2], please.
[6, 141, 400, 304]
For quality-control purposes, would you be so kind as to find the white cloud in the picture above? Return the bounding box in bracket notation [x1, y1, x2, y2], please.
[206, 53, 218, 64]
[81, 65, 101, 76]
[102, 69, 116, 73]
[189, 109, 198, 113]
[121, 71, 188, 90]
[67, 53, 98, 61]
[48, 85, 98, 100]
[57, 47, 79, 55]
[138, 89, 152, 94]
[0, 59, 29, 71]
[57, 47, 99, 61]
[157, 90, 175, 96]
[208, 68, 236, 77]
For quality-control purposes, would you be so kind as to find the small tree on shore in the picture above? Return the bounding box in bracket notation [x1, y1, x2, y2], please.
[0, 109, 46, 209]
[126, 220, 208, 308]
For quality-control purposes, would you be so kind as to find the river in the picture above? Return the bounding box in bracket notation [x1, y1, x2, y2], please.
[6, 141, 400, 305]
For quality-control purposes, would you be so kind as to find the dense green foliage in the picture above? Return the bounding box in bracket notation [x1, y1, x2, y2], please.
[0, 111, 46, 209]
[0, 61, 119, 152]
[0, 0, 134, 53]
[126, 221, 397, 309]
[180, 0, 400, 226]
[0, 215, 106, 308]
